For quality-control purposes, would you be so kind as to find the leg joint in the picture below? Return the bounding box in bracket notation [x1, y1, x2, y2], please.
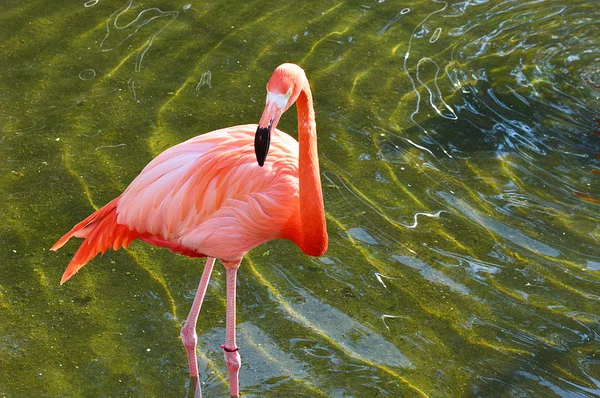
[180, 324, 197, 348]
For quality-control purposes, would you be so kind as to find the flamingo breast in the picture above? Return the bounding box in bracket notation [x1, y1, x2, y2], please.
[117, 124, 300, 261]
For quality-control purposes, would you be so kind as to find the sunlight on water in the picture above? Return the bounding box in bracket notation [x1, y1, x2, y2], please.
[1, 0, 599, 396]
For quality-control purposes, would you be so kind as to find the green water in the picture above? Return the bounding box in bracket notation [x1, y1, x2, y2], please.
[2, 0, 600, 396]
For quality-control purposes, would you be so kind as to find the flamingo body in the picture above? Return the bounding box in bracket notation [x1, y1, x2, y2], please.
[52, 125, 310, 282]
[51, 63, 327, 397]
[120, 125, 301, 260]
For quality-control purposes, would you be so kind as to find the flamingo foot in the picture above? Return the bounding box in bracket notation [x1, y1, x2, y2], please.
[180, 324, 199, 376]
[188, 375, 202, 398]
[223, 261, 242, 396]
[222, 346, 241, 397]
[182, 316, 203, 398]
[180, 258, 216, 398]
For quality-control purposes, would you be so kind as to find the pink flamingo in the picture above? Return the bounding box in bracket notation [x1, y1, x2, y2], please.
[51, 63, 327, 397]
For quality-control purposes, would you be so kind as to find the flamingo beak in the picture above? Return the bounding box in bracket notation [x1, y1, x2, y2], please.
[255, 125, 271, 167]
[255, 98, 284, 167]
[255, 89, 292, 166]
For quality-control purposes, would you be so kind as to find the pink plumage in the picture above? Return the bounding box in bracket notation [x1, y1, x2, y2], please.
[51, 126, 304, 281]
[51, 63, 327, 397]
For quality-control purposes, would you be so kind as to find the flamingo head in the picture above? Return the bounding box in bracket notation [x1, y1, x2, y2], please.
[255, 63, 307, 166]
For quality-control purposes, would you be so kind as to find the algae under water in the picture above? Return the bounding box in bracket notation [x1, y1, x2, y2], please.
[1, 0, 600, 396]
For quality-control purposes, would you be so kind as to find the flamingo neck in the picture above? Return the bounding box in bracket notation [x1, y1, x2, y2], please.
[295, 84, 327, 256]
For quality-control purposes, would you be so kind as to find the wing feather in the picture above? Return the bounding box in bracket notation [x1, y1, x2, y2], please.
[117, 124, 300, 259]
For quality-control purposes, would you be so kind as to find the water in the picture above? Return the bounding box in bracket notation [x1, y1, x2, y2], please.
[1, 0, 599, 396]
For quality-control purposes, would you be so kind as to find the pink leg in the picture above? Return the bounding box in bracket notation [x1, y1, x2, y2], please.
[222, 261, 242, 398]
[180, 257, 216, 398]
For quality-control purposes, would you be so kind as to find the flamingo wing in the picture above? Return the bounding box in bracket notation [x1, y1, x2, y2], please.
[117, 124, 300, 261]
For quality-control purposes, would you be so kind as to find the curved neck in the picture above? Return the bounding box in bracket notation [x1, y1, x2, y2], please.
[295, 83, 328, 256]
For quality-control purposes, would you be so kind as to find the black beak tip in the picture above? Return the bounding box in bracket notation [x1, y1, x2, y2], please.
[254, 127, 271, 167]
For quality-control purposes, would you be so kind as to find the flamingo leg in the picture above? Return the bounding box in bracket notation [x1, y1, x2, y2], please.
[180, 257, 216, 398]
[222, 261, 242, 398]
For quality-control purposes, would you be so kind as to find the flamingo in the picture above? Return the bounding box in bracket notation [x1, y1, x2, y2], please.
[51, 63, 327, 397]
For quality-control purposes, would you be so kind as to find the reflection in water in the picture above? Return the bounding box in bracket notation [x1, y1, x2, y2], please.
[393, 254, 470, 295]
[285, 283, 412, 370]
[347, 227, 378, 245]
[438, 191, 560, 257]
[1, 0, 600, 396]
[100, 1, 179, 72]
[198, 322, 310, 394]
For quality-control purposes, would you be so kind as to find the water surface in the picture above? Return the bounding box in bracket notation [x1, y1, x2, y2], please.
[1, 0, 600, 396]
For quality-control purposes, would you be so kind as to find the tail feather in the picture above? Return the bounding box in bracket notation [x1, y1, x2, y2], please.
[51, 196, 140, 284]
